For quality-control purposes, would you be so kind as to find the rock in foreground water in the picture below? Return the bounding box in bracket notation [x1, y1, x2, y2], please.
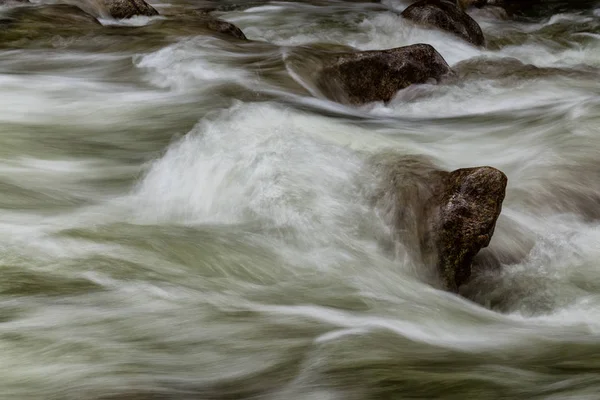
[373, 155, 507, 293]
[402, 0, 485, 46]
[430, 166, 507, 291]
[102, 0, 159, 19]
[317, 43, 453, 105]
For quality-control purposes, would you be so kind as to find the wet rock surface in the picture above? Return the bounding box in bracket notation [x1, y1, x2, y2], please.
[401, 0, 485, 46]
[373, 155, 507, 292]
[316, 43, 453, 105]
[100, 0, 159, 19]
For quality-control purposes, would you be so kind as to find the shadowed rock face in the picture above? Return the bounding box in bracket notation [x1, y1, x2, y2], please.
[0, 4, 102, 39]
[457, 0, 488, 9]
[317, 43, 453, 105]
[486, 0, 598, 16]
[427, 167, 507, 291]
[205, 18, 247, 40]
[401, 0, 485, 46]
[0, 0, 29, 4]
[101, 0, 159, 19]
[372, 155, 507, 293]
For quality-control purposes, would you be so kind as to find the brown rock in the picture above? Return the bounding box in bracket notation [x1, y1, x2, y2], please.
[149, 8, 247, 40]
[430, 166, 507, 291]
[316, 43, 453, 105]
[373, 155, 507, 292]
[481, 0, 597, 17]
[401, 0, 485, 46]
[205, 17, 247, 40]
[100, 0, 159, 19]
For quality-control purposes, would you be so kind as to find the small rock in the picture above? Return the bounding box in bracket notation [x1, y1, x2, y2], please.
[401, 0, 485, 46]
[101, 0, 159, 19]
[316, 43, 453, 105]
[205, 18, 247, 40]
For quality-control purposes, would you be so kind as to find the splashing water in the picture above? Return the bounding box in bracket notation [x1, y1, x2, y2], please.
[0, 0, 599, 398]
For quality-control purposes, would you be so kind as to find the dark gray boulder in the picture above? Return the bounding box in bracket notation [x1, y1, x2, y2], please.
[401, 0, 485, 46]
[101, 0, 159, 19]
[316, 43, 453, 105]
[372, 155, 507, 292]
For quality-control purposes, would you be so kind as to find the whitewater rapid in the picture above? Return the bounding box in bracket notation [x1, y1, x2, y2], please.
[0, 0, 599, 398]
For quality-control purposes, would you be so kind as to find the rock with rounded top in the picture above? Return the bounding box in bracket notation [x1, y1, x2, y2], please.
[205, 17, 246, 40]
[401, 0, 485, 46]
[101, 0, 159, 19]
[0, 0, 29, 5]
[428, 166, 507, 291]
[316, 43, 453, 105]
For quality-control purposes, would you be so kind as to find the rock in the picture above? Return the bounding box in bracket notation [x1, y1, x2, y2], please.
[316, 43, 453, 105]
[457, 0, 488, 10]
[148, 8, 247, 40]
[100, 0, 159, 19]
[430, 166, 507, 291]
[484, 0, 597, 17]
[372, 154, 507, 292]
[131, 7, 247, 40]
[205, 17, 247, 40]
[401, 0, 485, 46]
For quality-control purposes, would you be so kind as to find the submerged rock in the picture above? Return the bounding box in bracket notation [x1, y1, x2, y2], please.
[204, 17, 247, 40]
[128, 9, 248, 41]
[0, 0, 29, 4]
[401, 0, 485, 46]
[101, 0, 159, 19]
[430, 166, 507, 291]
[316, 43, 453, 105]
[457, 0, 488, 10]
[373, 155, 507, 292]
[0, 3, 102, 47]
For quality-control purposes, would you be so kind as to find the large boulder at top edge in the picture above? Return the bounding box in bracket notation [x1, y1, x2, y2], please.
[402, 0, 485, 46]
[372, 155, 507, 293]
[316, 43, 453, 105]
[101, 0, 159, 19]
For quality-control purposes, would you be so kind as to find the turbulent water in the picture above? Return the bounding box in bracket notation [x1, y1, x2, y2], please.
[1, 0, 600, 398]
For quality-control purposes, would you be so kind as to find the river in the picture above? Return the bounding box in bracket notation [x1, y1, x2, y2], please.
[0, 0, 599, 399]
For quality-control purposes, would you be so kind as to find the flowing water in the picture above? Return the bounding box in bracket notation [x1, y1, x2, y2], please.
[1, 0, 600, 398]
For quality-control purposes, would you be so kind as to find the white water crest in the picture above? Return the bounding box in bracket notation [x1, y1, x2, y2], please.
[0, 0, 599, 398]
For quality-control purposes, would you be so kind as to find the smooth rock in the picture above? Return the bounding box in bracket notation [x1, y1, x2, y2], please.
[101, 0, 159, 19]
[204, 17, 247, 40]
[401, 0, 485, 46]
[316, 43, 453, 105]
[0, 0, 29, 4]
